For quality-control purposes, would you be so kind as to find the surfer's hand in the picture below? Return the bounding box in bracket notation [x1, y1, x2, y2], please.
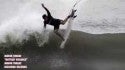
[41, 3, 45, 7]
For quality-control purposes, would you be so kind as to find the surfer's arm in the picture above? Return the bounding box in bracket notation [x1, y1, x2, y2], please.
[41, 4, 52, 17]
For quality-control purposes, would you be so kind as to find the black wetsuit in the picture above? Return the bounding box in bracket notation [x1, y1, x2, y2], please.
[44, 17, 61, 30]
[43, 6, 62, 30]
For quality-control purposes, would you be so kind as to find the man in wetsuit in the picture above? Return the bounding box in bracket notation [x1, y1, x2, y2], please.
[41, 4, 76, 40]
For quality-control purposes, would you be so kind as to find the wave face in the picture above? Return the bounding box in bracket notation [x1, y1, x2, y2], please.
[0, 31, 125, 70]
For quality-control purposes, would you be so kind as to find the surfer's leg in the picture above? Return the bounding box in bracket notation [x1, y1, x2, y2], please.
[61, 9, 77, 25]
[54, 28, 64, 41]
[60, 16, 70, 25]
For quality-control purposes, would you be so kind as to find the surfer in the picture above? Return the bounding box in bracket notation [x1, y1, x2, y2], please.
[41, 3, 76, 40]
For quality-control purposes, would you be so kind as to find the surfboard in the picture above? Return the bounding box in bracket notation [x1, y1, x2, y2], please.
[59, 0, 82, 49]
[60, 9, 76, 49]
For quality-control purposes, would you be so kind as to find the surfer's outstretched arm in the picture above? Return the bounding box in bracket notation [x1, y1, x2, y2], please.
[41, 3, 52, 17]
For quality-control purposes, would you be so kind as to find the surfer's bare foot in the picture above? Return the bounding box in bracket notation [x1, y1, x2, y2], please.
[73, 15, 77, 18]
[73, 9, 77, 12]
[69, 9, 77, 18]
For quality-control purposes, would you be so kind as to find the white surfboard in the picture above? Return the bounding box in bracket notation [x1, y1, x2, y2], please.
[60, 15, 75, 49]
[59, 0, 81, 49]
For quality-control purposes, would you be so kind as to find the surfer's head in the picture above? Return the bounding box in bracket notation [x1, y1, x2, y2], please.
[42, 14, 48, 20]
